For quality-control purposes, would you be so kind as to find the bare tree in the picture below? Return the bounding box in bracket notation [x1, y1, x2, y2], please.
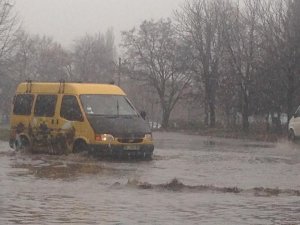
[258, 0, 300, 121]
[72, 29, 116, 83]
[0, 0, 19, 63]
[0, 0, 19, 113]
[176, 0, 228, 127]
[221, 0, 262, 131]
[121, 19, 192, 128]
[11, 30, 34, 80]
[217, 58, 240, 128]
[11, 33, 72, 82]
[34, 36, 71, 81]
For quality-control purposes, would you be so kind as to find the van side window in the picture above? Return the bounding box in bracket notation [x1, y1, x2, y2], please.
[60, 95, 83, 121]
[13, 94, 34, 115]
[34, 95, 57, 117]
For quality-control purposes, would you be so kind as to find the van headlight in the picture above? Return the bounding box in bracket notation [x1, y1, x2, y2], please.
[95, 134, 114, 142]
[144, 133, 152, 141]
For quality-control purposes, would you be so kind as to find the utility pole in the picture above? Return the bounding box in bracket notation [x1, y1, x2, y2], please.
[118, 57, 121, 86]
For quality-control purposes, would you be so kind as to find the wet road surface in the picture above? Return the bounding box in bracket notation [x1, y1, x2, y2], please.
[1, 131, 300, 224]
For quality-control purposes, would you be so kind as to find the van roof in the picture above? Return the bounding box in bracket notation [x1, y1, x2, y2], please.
[16, 82, 126, 95]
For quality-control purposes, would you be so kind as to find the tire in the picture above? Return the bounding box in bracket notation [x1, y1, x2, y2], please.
[16, 136, 31, 152]
[73, 140, 88, 153]
[288, 129, 296, 142]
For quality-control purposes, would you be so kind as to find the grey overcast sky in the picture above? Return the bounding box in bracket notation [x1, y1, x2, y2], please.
[14, 0, 185, 48]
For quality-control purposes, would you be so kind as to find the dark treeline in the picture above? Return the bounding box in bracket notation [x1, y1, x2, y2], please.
[0, 0, 299, 132]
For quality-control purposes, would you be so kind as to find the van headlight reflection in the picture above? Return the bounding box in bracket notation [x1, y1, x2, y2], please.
[144, 133, 152, 141]
[95, 134, 114, 142]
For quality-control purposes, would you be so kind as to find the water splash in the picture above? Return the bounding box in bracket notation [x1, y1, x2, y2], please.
[126, 178, 300, 197]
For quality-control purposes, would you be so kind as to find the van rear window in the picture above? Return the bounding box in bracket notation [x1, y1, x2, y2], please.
[13, 94, 34, 115]
[34, 95, 57, 117]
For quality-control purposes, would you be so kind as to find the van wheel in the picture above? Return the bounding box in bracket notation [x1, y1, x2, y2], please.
[288, 129, 296, 142]
[16, 136, 31, 152]
[144, 154, 153, 161]
[73, 140, 88, 153]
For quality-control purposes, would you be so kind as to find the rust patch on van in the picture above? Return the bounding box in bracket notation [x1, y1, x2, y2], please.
[29, 123, 75, 154]
[16, 122, 25, 134]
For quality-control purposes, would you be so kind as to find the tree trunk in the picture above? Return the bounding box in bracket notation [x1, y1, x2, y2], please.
[287, 73, 295, 122]
[204, 79, 209, 127]
[265, 113, 270, 132]
[161, 108, 171, 129]
[208, 77, 216, 127]
[209, 97, 216, 127]
[225, 106, 231, 129]
[204, 76, 216, 127]
[242, 109, 249, 132]
[274, 111, 282, 133]
[242, 87, 249, 132]
[204, 102, 209, 127]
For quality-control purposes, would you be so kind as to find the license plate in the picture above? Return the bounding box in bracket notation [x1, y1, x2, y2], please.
[124, 145, 140, 150]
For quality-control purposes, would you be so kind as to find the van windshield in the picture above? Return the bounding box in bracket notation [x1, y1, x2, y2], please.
[80, 95, 139, 116]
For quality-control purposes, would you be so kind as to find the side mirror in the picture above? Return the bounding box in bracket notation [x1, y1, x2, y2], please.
[293, 111, 299, 118]
[140, 111, 146, 120]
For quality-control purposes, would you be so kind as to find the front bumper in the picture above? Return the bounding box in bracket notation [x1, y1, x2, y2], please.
[88, 143, 154, 159]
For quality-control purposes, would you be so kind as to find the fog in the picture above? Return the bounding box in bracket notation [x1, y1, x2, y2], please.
[15, 0, 184, 47]
[1, 0, 299, 131]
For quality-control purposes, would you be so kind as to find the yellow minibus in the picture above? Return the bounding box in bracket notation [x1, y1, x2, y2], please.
[9, 81, 154, 159]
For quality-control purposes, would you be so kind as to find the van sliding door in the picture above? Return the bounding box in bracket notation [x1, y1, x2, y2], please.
[32, 94, 58, 141]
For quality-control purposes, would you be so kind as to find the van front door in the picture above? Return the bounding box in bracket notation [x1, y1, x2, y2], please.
[57, 95, 86, 153]
[31, 94, 58, 152]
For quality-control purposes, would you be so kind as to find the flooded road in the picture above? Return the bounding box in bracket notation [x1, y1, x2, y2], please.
[1, 131, 300, 224]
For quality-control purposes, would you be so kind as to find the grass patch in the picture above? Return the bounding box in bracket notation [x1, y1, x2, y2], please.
[194, 128, 284, 142]
[0, 127, 9, 141]
[168, 123, 286, 143]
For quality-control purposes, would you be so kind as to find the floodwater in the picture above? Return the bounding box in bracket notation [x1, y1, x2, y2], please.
[1, 132, 300, 225]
